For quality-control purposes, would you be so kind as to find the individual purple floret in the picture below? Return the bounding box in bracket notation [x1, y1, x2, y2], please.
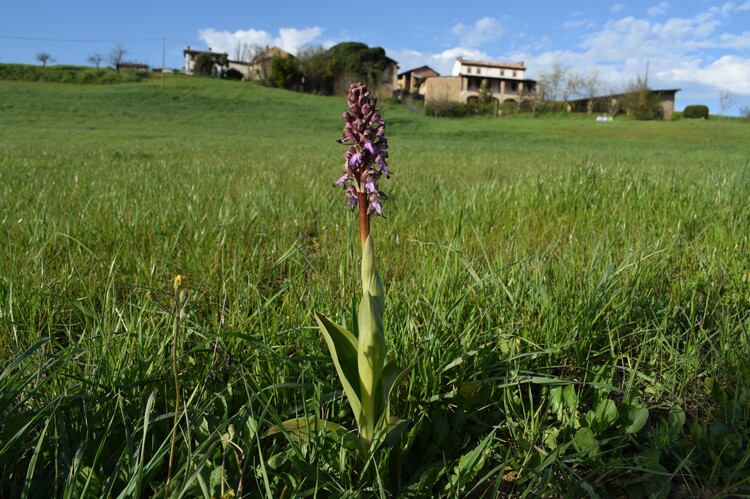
[333, 83, 390, 220]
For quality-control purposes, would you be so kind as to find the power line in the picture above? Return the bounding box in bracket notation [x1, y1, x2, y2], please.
[1, 34, 160, 43]
[0, 34, 194, 44]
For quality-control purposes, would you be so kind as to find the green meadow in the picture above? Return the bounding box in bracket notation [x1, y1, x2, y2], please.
[1, 73, 749, 497]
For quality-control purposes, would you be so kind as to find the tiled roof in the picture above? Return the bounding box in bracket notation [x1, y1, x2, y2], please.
[457, 57, 525, 69]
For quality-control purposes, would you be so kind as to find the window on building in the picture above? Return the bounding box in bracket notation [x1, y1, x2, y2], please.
[513, 70, 517, 77]
[467, 67, 472, 74]
[477, 68, 481, 74]
[500, 70, 505, 76]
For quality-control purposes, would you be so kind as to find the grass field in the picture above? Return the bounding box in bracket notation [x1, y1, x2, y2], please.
[1, 73, 749, 497]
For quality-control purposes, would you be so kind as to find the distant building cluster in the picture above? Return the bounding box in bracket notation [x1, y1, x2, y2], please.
[182, 46, 679, 118]
[400, 58, 535, 106]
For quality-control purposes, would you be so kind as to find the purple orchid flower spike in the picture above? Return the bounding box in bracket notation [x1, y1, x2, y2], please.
[333, 82, 391, 248]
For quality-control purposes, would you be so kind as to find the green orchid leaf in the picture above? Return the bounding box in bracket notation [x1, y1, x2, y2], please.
[383, 359, 413, 402]
[315, 312, 362, 424]
[378, 358, 414, 425]
[361, 234, 385, 311]
[357, 290, 386, 446]
[263, 417, 350, 443]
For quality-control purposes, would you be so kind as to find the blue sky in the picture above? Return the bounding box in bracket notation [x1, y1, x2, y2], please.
[2, 0, 749, 114]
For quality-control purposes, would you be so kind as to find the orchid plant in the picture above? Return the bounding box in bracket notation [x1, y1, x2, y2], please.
[273, 83, 410, 454]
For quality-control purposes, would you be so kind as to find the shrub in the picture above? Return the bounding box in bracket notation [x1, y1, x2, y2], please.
[425, 100, 496, 118]
[193, 53, 215, 76]
[270, 54, 302, 89]
[500, 101, 519, 115]
[621, 89, 664, 120]
[224, 68, 244, 80]
[683, 105, 709, 119]
[0, 63, 41, 81]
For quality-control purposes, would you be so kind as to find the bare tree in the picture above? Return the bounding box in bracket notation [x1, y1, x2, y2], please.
[535, 62, 568, 112]
[581, 71, 600, 114]
[233, 42, 261, 63]
[87, 52, 104, 69]
[36, 52, 55, 70]
[741, 104, 750, 122]
[605, 83, 623, 115]
[718, 88, 738, 121]
[520, 83, 545, 116]
[108, 43, 128, 73]
[561, 70, 582, 111]
[547, 62, 566, 110]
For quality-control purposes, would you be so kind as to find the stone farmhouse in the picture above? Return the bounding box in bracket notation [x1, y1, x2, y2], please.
[184, 46, 294, 82]
[183, 47, 229, 76]
[421, 57, 536, 105]
[245, 47, 294, 83]
[397, 65, 440, 97]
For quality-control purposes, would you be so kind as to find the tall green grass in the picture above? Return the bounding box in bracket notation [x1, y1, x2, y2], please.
[1, 75, 749, 496]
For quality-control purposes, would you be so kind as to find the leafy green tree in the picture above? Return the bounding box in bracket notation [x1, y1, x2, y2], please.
[296, 42, 391, 95]
[193, 53, 215, 76]
[270, 54, 302, 89]
[298, 44, 334, 94]
[327, 42, 390, 94]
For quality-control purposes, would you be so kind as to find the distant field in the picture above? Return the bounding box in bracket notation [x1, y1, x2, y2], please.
[1, 74, 749, 496]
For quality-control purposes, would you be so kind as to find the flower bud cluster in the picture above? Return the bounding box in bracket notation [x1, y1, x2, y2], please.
[333, 83, 390, 215]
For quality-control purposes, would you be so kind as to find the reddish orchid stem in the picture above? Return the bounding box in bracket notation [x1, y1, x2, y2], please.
[358, 191, 370, 249]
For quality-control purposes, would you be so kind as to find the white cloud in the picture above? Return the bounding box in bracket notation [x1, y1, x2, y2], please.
[385, 17, 503, 76]
[385, 48, 430, 73]
[387, 47, 491, 75]
[450, 17, 504, 48]
[198, 26, 323, 57]
[276, 27, 324, 53]
[490, 2, 750, 114]
[667, 55, 750, 93]
[707, 2, 743, 17]
[563, 19, 596, 30]
[611, 4, 626, 13]
[648, 2, 670, 17]
[715, 32, 750, 49]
